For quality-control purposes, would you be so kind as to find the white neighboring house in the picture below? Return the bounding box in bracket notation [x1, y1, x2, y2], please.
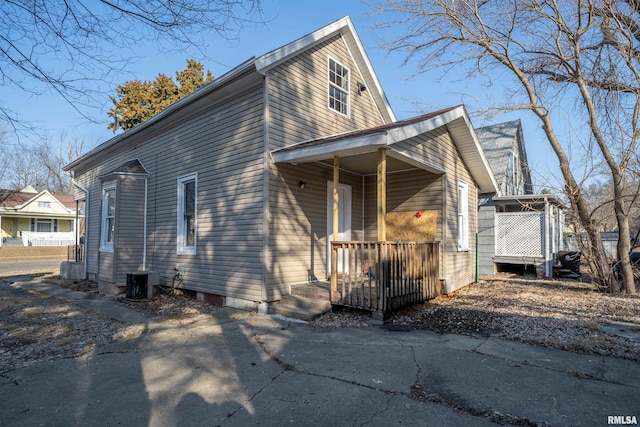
[0, 186, 79, 247]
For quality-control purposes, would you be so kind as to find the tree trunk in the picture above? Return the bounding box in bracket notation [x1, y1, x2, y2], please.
[614, 184, 636, 293]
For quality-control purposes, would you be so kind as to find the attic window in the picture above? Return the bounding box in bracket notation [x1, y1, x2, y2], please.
[328, 57, 350, 116]
[38, 201, 51, 208]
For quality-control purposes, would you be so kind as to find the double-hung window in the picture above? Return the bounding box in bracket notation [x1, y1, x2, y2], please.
[457, 181, 469, 251]
[177, 173, 197, 255]
[328, 57, 350, 116]
[101, 184, 116, 251]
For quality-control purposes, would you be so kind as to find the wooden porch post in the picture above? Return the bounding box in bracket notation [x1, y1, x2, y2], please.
[331, 156, 339, 294]
[377, 148, 386, 241]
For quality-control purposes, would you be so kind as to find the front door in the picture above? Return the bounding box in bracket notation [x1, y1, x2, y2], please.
[327, 181, 352, 275]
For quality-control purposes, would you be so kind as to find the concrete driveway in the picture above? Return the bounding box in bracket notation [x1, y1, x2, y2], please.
[1, 281, 638, 426]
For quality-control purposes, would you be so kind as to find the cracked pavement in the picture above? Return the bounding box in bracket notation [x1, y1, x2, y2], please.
[1, 286, 639, 426]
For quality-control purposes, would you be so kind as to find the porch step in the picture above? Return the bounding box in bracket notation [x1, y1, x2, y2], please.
[268, 295, 331, 321]
[290, 281, 330, 300]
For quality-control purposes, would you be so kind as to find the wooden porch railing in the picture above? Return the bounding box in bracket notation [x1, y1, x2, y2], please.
[330, 241, 440, 315]
[67, 244, 84, 262]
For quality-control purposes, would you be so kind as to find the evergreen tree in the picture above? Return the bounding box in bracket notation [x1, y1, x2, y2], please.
[108, 60, 214, 133]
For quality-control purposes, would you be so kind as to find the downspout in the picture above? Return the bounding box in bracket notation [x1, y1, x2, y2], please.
[475, 232, 479, 283]
[143, 178, 148, 271]
[71, 178, 89, 280]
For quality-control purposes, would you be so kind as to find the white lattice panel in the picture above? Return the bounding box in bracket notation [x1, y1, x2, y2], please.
[495, 212, 544, 257]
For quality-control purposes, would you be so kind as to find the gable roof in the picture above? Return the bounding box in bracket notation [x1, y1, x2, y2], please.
[65, 16, 395, 172]
[272, 105, 499, 193]
[0, 189, 76, 211]
[476, 120, 533, 194]
[255, 16, 395, 123]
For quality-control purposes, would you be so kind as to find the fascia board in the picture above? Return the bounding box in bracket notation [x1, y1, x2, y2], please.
[256, 16, 396, 122]
[456, 110, 500, 194]
[64, 58, 257, 172]
[386, 107, 466, 145]
[272, 133, 388, 163]
[255, 17, 351, 73]
[342, 18, 396, 122]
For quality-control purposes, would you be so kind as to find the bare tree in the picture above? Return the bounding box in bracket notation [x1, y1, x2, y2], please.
[4, 136, 93, 193]
[0, 0, 262, 134]
[372, 0, 639, 292]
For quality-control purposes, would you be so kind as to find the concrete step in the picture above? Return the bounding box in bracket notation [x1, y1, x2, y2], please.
[290, 282, 330, 300]
[268, 295, 331, 321]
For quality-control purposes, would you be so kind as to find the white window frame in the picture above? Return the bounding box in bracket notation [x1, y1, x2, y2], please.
[37, 201, 51, 208]
[177, 173, 197, 255]
[457, 181, 470, 251]
[100, 184, 116, 252]
[328, 56, 350, 117]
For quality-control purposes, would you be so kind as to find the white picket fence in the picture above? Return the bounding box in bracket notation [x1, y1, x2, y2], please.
[21, 231, 75, 247]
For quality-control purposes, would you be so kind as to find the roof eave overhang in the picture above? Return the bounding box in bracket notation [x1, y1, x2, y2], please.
[493, 193, 566, 208]
[64, 58, 257, 172]
[447, 111, 499, 194]
[272, 132, 388, 164]
[255, 16, 396, 122]
[272, 105, 498, 190]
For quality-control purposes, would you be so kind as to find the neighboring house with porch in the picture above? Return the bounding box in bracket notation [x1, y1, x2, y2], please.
[476, 120, 565, 277]
[64, 17, 497, 317]
[0, 186, 77, 247]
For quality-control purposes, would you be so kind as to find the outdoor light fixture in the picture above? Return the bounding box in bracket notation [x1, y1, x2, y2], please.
[299, 180, 307, 190]
[357, 82, 367, 94]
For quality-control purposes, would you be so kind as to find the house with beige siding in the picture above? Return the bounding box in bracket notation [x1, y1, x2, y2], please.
[65, 17, 497, 316]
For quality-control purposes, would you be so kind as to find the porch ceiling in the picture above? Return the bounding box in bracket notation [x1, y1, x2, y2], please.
[317, 150, 437, 175]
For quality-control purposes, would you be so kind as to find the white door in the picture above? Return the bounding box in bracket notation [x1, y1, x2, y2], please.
[327, 181, 352, 275]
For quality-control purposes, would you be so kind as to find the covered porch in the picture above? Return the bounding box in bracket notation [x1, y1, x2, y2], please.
[271, 108, 497, 316]
[274, 146, 444, 317]
[270, 106, 497, 316]
[492, 194, 566, 278]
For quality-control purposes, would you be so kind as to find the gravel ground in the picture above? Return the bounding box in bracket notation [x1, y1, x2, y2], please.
[312, 275, 640, 361]
[1, 272, 639, 375]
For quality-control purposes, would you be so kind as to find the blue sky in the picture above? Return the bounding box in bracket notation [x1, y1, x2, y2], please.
[4, 0, 562, 191]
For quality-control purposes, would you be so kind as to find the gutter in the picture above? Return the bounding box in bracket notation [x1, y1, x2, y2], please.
[71, 178, 89, 280]
[64, 58, 257, 172]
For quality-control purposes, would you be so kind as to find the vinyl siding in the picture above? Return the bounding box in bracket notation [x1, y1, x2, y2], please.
[265, 34, 387, 296]
[477, 194, 496, 275]
[115, 177, 146, 284]
[74, 82, 266, 301]
[267, 35, 387, 150]
[268, 163, 363, 299]
[392, 127, 479, 292]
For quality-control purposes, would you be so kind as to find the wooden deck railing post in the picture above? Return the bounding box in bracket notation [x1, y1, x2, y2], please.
[331, 241, 440, 316]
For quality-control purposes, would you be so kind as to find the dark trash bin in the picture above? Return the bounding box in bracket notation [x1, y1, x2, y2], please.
[558, 251, 581, 274]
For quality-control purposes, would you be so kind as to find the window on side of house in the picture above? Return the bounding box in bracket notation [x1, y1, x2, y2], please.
[177, 173, 197, 255]
[457, 181, 470, 251]
[328, 57, 350, 116]
[37, 201, 51, 208]
[100, 184, 116, 251]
